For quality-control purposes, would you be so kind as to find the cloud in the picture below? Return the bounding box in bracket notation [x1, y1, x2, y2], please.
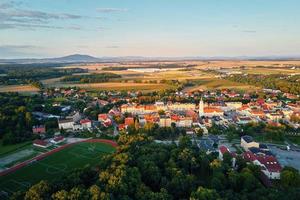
[106, 45, 120, 49]
[241, 30, 257, 33]
[97, 8, 128, 13]
[0, 45, 41, 57]
[0, 1, 85, 30]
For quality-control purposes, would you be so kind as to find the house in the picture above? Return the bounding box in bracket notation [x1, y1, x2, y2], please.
[108, 108, 121, 116]
[98, 114, 112, 127]
[256, 155, 282, 179]
[32, 125, 46, 134]
[80, 119, 92, 129]
[218, 145, 236, 167]
[118, 124, 126, 131]
[125, 117, 135, 126]
[159, 117, 172, 127]
[241, 135, 259, 151]
[236, 116, 256, 125]
[33, 139, 51, 148]
[243, 151, 282, 179]
[58, 119, 74, 130]
[203, 107, 224, 117]
[50, 136, 66, 144]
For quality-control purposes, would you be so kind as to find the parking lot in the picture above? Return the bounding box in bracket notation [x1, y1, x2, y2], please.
[269, 146, 300, 170]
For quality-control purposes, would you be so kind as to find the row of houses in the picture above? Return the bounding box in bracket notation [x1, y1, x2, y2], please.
[241, 135, 282, 179]
[33, 136, 66, 148]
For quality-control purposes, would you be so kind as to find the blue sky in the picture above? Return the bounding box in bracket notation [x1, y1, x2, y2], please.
[0, 0, 299, 58]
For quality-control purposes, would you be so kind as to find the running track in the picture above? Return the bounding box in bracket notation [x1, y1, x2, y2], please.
[0, 139, 117, 177]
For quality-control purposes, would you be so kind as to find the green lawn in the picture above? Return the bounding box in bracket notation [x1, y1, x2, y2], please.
[0, 141, 32, 157]
[286, 136, 300, 145]
[0, 142, 115, 195]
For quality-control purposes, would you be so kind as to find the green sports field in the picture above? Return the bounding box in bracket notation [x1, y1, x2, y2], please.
[0, 142, 115, 195]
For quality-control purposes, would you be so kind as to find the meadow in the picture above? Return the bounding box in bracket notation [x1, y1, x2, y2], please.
[0, 142, 115, 195]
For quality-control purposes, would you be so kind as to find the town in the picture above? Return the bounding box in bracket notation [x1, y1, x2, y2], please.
[1, 0, 300, 199]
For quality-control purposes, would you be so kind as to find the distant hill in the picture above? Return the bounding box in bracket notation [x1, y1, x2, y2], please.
[0, 54, 102, 64]
[48, 54, 101, 63]
[1, 54, 300, 64]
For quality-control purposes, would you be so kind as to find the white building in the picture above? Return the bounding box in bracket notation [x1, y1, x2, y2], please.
[58, 119, 74, 130]
[241, 135, 259, 151]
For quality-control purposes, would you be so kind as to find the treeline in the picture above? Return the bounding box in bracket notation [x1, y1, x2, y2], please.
[61, 73, 121, 83]
[0, 93, 41, 145]
[13, 134, 300, 199]
[0, 64, 86, 85]
[102, 64, 197, 71]
[226, 74, 300, 95]
[102, 67, 127, 71]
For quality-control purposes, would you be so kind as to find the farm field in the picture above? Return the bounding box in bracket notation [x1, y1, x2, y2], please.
[237, 67, 300, 75]
[0, 85, 40, 93]
[43, 81, 175, 92]
[0, 142, 115, 195]
[182, 78, 259, 92]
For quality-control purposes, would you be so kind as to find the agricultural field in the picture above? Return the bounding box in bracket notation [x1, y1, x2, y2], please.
[0, 142, 115, 195]
[0, 85, 40, 93]
[183, 78, 259, 92]
[43, 81, 175, 92]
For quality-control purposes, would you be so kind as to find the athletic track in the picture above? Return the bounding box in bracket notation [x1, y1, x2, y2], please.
[0, 139, 117, 177]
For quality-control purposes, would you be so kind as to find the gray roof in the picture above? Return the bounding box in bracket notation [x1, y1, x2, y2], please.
[242, 135, 254, 143]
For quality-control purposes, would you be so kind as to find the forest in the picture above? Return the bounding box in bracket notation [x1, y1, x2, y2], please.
[226, 74, 300, 95]
[11, 134, 300, 200]
[61, 73, 121, 83]
[0, 64, 86, 85]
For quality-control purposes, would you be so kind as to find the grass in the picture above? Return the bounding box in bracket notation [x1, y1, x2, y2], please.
[0, 141, 32, 157]
[0, 142, 115, 195]
[286, 136, 300, 145]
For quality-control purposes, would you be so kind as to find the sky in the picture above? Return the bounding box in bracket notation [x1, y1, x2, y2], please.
[0, 0, 299, 58]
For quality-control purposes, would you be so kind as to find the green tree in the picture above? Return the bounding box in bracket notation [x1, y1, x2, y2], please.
[25, 181, 50, 200]
[190, 186, 220, 200]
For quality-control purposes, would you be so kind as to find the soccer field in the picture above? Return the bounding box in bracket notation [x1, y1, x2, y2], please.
[0, 141, 115, 195]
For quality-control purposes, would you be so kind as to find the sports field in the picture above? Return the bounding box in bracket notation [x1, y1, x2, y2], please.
[0, 141, 115, 195]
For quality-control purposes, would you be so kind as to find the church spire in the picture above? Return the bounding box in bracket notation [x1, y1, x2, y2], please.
[199, 97, 204, 117]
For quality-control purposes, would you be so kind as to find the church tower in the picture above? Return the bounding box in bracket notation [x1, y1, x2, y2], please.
[199, 97, 204, 117]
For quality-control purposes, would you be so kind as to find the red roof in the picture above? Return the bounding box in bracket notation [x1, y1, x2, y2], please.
[204, 107, 223, 113]
[125, 117, 134, 126]
[243, 151, 257, 162]
[171, 115, 180, 121]
[54, 136, 64, 142]
[80, 119, 91, 124]
[98, 114, 109, 121]
[33, 139, 48, 146]
[219, 145, 230, 154]
[256, 155, 282, 172]
[118, 124, 126, 130]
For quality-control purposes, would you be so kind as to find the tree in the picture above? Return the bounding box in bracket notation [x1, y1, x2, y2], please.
[281, 167, 300, 188]
[89, 185, 108, 200]
[25, 181, 50, 200]
[51, 190, 68, 200]
[195, 128, 204, 137]
[190, 187, 220, 200]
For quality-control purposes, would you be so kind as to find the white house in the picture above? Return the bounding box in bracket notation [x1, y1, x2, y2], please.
[241, 135, 259, 151]
[58, 119, 74, 130]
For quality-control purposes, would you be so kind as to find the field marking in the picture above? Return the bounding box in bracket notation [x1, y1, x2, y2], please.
[37, 162, 68, 174]
[68, 152, 95, 160]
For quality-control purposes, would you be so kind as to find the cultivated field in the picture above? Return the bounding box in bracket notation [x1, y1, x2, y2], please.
[43, 81, 175, 92]
[182, 78, 259, 93]
[0, 142, 115, 195]
[38, 60, 300, 93]
[0, 85, 39, 93]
